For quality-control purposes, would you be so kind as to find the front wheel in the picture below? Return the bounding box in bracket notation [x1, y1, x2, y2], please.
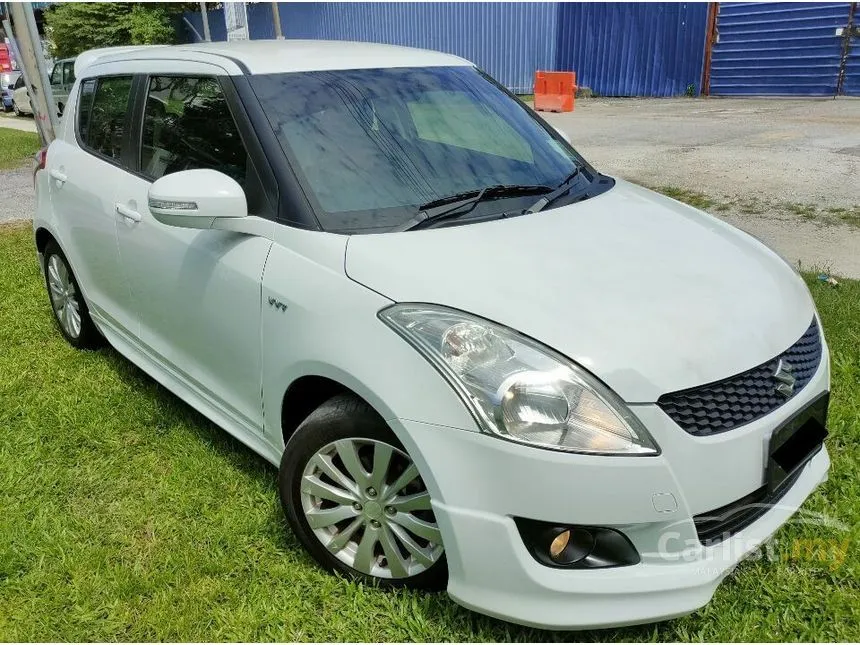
[12, 100, 20, 116]
[279, 394, 447, 590]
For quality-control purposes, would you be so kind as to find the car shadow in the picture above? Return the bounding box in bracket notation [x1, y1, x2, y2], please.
[92, 343, 683, 641]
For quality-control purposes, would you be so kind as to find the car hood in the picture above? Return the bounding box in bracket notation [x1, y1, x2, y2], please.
[345, 179, 815, 402]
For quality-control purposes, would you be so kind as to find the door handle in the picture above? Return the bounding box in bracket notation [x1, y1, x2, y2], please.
[115, 203, 142, 222]
[49, 169, 67, 184]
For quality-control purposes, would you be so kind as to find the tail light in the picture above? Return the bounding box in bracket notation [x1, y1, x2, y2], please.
[34, 147, 47, 186]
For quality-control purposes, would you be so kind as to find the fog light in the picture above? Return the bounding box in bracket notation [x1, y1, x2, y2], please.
[547, 527, 595, 565]
[516, 518, 640, 569]
[549, 530, 569, 558]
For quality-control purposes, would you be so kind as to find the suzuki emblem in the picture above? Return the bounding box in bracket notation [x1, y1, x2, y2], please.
[772, 359, 796, 398]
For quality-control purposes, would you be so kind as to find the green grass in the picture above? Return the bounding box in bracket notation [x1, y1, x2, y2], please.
[649, 186, 860, 228]
[0, 129, 40, 170]
[1, 222, 859, 640]
[648, 186, 716, 210]
[786, 202, 818, 218]
[827, 207, 860, 228]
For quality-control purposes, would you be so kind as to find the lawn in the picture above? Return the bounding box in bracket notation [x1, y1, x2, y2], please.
[1, 221, 858, 641]
[0, 128, 40, 170]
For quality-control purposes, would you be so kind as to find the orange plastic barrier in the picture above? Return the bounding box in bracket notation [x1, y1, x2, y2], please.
[533, 71, 576, 113]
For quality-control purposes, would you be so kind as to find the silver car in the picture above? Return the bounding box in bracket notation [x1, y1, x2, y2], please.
[48, 57, 76, 114]
[10, 57, 75, 117]
[1, 70, 21, 112]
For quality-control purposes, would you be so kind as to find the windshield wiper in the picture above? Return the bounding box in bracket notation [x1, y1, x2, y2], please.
[524, 167, 584, 214]
[395, 184, 553, 232]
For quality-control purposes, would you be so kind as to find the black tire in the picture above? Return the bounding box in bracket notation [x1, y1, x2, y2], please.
[279, 393, 447, 590]
[43, 241, 103, 349]
[12, 100, 20, 116]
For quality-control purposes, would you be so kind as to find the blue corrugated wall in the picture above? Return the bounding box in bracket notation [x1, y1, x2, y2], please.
[249, 2, 559, 94]
[183, 7, 227, 43]
[845, 34, 860, 96]
[710, 2, 852, 95]
[181, 2, 708, 96]
[554, 3, 709, 96]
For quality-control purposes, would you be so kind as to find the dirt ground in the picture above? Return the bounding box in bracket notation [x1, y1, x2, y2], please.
[542, 97, 860, 278]
[2, 97, 859, 277]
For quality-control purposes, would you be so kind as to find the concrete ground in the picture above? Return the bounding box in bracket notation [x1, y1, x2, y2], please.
[0, 111, 37, 133]
[542, 97, 860, 278]
[2, 98, 859, 276]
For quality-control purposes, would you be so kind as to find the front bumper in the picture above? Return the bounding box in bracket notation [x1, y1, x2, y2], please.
[394, 353, 830, 629]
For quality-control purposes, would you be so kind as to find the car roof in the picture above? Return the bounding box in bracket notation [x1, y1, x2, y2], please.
[75, 40, 472, 77]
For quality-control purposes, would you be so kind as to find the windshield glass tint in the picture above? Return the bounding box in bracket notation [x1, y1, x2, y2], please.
[250, 66, 584, 232]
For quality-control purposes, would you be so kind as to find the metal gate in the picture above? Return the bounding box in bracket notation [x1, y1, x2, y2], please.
[709, 2, 860, 96]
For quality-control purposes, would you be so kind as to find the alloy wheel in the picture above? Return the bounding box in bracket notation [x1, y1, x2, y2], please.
[47, 254, 82, 339]
[300, 438, 444, 579]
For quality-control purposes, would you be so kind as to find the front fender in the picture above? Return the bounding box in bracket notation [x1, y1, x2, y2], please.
[261, 238, 479, 452]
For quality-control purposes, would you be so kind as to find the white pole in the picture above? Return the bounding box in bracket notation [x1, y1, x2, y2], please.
[271, 2, 284, 39]
[200, 2, 212, 42]
[8, 1, 58, 144]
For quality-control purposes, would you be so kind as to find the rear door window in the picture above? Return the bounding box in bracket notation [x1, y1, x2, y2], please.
[78, 76, 133, 162]
[63, 62, 75, 86]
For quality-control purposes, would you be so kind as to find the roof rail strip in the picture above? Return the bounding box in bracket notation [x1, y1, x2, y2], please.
[74, 46, 161, 77]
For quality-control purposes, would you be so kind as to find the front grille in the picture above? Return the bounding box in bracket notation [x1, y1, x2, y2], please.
[658, 318, 822, 436]
[693, 467, 803, 545]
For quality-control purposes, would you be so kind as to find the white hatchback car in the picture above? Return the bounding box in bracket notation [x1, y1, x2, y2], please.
[33, 41, 830, 630]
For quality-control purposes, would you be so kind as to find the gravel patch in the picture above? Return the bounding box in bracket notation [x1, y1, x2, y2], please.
[543, 97, 860, 278]
[0, 166, 35, 225]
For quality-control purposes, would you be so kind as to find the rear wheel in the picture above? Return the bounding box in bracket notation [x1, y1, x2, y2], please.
[279, 394, 447, 590]
[43, 241, 103, 349]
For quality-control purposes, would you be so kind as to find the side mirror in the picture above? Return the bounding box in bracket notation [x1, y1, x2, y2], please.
[148, 169, 247, 229]
[551, 123, 572, 145]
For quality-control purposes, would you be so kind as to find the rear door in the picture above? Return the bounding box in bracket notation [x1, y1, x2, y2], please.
[48, 62, 64, 109]
[46, 74, 137, 336]
[12, 74, 30, 112]
[112, 64, 275, 437]
[59, 60, 75, 111]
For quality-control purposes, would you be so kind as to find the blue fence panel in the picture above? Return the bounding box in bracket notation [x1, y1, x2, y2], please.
[181, 2, 708, 96]
[845, 40, 860, 95]
[554, 2, 708, 96]
[271, 2, 559, 93]
[182, 7, 227, 43]
[710, 2, 851, 96]
[843, 6, 860, 97]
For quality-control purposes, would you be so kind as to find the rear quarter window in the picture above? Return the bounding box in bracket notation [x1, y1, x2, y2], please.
[77, 76, 133, 162]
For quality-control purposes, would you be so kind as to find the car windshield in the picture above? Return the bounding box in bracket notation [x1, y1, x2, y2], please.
[250, 66, 596, 233]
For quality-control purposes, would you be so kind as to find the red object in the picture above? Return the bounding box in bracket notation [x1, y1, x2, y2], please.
[34, 148, 47, 186]
[0, 44, 11, 72]
[533, 71, 576, 113]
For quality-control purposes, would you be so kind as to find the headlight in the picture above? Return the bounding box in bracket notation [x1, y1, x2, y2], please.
[379, 304, 658, 455]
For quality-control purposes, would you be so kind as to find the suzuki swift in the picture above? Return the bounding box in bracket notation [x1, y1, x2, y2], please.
[32, 41, 830, 630]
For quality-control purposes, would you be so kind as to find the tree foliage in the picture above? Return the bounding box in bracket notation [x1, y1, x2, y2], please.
[44, 3, 191, 59]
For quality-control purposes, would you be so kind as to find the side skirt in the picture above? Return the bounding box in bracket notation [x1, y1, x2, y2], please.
[90, 307, 282, 467]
